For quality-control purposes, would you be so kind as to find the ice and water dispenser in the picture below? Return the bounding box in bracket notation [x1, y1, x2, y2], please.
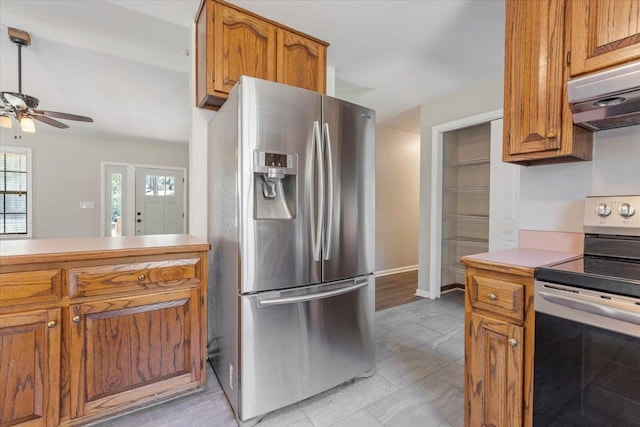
[253, 150, 297, 219]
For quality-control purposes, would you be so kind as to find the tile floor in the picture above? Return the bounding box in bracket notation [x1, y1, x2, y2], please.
[96, 291, 465, 427]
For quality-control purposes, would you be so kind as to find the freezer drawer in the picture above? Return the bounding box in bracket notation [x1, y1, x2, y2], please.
[238, 275, 375, 421]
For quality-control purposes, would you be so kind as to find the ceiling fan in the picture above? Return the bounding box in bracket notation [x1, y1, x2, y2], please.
[0, 27, 93, 134]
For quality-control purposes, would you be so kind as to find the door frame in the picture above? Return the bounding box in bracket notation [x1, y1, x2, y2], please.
[424, 109, 515, 300]
[100, 161, 187, 237]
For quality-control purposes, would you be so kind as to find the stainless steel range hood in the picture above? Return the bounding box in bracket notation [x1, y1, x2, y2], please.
[568, 60, 640, 131]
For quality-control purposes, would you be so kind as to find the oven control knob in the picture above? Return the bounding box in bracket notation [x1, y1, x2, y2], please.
[618, 203, 635, 218]
[596, 203, 611, 217]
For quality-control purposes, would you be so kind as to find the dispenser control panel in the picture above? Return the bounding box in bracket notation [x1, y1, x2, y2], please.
[263, 152, 291, 168]
[254, 150, 297, 175]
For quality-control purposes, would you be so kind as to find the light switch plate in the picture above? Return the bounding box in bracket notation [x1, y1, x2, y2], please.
[79, 201, 95, 209]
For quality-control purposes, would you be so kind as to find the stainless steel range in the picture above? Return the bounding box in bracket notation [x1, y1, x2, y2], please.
[533, 195, 640, 426]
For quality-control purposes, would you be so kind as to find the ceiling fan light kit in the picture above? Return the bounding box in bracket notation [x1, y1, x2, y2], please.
[20, 116, 35, 133]
[0, 116, 11, 129]
[1, 27, 94, 135]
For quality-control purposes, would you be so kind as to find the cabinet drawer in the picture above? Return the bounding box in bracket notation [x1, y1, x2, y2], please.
[469, 274, 524, 322]
[68, 258, 201, 298]
[0, 269, 62, 307]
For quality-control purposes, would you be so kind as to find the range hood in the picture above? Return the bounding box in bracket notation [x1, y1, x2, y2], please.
[568, 60, 640, 131]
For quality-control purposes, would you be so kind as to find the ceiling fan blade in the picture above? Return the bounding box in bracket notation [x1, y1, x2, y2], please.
[33, 115, 69, 129]
[3, 92, 27, 110]
[37, 110, 93, 122]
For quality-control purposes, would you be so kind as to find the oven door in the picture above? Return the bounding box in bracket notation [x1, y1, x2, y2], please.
[534, 281, 640, 427]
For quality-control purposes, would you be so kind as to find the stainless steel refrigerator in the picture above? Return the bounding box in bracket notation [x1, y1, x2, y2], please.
[207, 76, 375, 425]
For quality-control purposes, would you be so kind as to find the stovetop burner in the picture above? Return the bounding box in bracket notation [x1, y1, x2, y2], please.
[535, 256, 640, 298]
[535, 195, 640, 299]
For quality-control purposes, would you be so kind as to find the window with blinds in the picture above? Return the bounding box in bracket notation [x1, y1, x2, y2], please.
[0, 148, 31, 236]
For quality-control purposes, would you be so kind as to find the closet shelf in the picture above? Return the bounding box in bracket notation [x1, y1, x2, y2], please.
[444, 186, 490, 193]
[445, 157, 490, 167]
[444, 214, 489, 221]
[443, 238, 489, 248]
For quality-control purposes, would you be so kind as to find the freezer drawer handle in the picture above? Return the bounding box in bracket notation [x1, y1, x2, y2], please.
[539, 291, 640, 326]
[258, 280, 368, 307]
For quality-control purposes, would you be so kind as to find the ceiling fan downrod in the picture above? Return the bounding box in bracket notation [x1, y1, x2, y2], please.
[2, 27, 93, 131]
[8, 27, 31, 94]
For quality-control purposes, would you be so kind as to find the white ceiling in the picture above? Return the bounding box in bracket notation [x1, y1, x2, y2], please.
[0, 0, 505, 141]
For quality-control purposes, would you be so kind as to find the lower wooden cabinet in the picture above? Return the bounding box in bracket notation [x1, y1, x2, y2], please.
[0, 237, 209, 427]
[68, 289, 202, 421]
[467, 312, 523, 426]
[463, 264, 535, 427]
[0, 308, 61, 427]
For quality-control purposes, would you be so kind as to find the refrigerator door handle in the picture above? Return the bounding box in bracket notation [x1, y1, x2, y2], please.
[323, 123, 334, 260]
[311, 121, 324, 262]
[258, 278, 368, 307]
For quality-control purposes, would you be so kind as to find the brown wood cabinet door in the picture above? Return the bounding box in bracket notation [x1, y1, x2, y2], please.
[570, 0, 640, 76]
[68, 289, 201, 420]
[503, 0, 565, 158]
[277, 29, 327, 93]
[214, 2, 276, 94]
[467, 312, 523, 427]
[0, 308, 61, 427]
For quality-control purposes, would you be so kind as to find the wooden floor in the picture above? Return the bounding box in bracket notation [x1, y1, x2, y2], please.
[375, 270, 421, 311]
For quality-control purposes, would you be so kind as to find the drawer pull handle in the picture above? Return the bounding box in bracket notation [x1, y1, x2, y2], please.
[489, 293, 497, 301]
[508, 338, 518, 347]
[72, 315, 81, 324]
[546, 132, 556, 139]
[47, 320, 57, 328]
[138, 274, 146, 281]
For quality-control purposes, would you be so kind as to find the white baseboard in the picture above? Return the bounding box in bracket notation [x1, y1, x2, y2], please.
[414, 288, 431, 299]
[375, 264, 418, 277]
[441, 287, 465, 294]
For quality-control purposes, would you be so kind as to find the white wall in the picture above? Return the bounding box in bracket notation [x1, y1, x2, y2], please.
[418, 77, 504, 294]
[376, 126, 420, 272]
[520, 124, 640, 232]
[0, 128, 188, 239]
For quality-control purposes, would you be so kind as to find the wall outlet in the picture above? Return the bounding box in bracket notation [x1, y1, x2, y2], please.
[79, 201, 95, 209]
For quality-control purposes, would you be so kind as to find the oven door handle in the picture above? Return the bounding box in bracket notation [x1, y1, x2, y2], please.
[539, 291, 640, 326]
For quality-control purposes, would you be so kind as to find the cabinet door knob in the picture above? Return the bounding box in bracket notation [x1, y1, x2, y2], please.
[72, 315, 81, 324]
[546, 132, 556, 139]
[508, 338, 518, 347]
[138, 274, 146, 281]
[489, 293, 497, 301]
[47, 320, 57, 328]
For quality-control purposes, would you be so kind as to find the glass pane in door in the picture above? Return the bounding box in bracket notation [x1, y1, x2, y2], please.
[111, 172, 123, 236]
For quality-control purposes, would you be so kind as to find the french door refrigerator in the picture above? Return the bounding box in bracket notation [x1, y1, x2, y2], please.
[207, 76, 375, 425]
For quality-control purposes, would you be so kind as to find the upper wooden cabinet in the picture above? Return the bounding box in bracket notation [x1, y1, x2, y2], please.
[569, 0, 640, 76]
[503, 0, 593, 165]
[196, 0, 328, 109]
[207, 1, 277, 101]
[277, 28, 327, 94]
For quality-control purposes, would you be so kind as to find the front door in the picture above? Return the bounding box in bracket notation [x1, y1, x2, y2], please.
[135, 167, 185, 235]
